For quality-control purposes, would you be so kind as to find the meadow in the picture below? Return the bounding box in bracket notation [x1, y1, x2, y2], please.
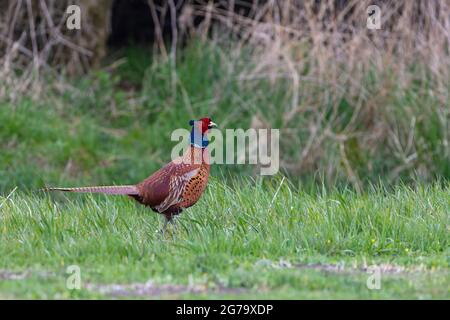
[0, 179, 448, 299]
[0, 42, 448, 298]
[0, 1, 449, 299]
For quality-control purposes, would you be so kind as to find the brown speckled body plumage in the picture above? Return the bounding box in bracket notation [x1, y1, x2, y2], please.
[133, 145, 210, 220]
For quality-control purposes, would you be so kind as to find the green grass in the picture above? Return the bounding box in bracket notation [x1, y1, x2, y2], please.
[0, 40, 449, 299]
[0, 179, 448, 299]
[1, 41, 448, 193]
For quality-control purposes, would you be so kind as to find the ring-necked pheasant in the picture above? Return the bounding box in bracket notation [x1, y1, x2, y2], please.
[44, 118, 217, 227]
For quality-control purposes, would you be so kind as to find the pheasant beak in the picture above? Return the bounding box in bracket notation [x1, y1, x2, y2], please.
[208, 121, 217, 129]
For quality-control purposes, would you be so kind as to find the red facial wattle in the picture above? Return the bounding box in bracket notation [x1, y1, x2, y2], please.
[200, 118, 210, 133]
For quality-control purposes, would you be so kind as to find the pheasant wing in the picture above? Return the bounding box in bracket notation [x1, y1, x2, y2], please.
[137, 161, 200, 212]
[154, 166, 200, 212]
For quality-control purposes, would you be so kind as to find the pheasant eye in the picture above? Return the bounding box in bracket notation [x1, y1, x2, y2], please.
[207, 120, 217, 129]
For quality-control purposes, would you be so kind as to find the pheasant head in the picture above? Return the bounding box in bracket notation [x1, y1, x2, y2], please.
[189, 117, 217, 148]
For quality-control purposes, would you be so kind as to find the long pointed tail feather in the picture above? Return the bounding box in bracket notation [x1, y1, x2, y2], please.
[42, 185, 139, 195]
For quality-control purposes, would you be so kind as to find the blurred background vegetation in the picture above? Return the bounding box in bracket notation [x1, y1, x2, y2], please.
[0, 0, 449, 192]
